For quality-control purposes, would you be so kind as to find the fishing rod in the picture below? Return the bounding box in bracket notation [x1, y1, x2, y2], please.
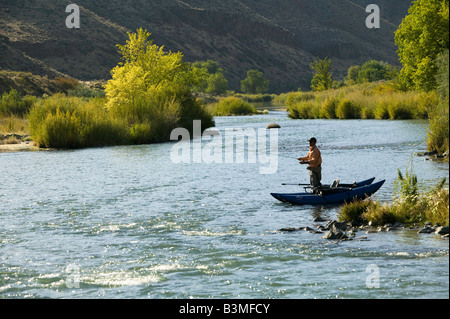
[275, 153, 300, 160]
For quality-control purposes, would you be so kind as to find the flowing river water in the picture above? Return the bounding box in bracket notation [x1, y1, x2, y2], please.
[0, 111, 448, 299]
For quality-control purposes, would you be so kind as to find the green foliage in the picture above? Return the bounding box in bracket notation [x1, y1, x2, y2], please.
[394, 166, 419, 202]
[319, 97, 338, 119]
[205, 73, 229, 95]
[335, 99, 361, 119]
[427, 49, 449, 153]
[310, 57, 333, 91]
[338, 199, 377, 224]
[28, 94, 127, 148]
[362, 203, 398, 226]
[338, 167, 449, 226]
[104, 28, 214, 141]
[241, 70, 269, 94]
[286, 83, 435, 120]
[356, 60, 399, 84]
[105, 28, 201, 110]
[209, 96, 257, 116]
[192, 60, 222, 75]
[395, 0, 449, 91]
[0, 89, 37, 116]
[345, 65, 361, 84]
[428, 95, 449, 153]
[435, 49, 450, 99]
[191, 60, 229, 94]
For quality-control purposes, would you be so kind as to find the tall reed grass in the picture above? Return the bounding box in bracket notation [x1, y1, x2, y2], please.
[207, 96, 258, 116]
[338, 166, 449, 226]
[28, 88, 214, 149]
[0, 89, 37, 117]
[29, 94, 128, 148]
[286, 83, 439, 120]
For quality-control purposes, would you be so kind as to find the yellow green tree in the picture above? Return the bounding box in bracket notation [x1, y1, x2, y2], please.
[104, 28, 213, 141]
[105, 28, 203, 110]
[395, 0, 449, 91]
[310, 57, 333, 91]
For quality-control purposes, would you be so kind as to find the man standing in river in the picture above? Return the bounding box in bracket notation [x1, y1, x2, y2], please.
[298, 137, 322, 188]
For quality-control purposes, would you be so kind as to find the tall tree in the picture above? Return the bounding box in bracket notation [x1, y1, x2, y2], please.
[105, 28, 204, 111]
[191, 60, 229, 94]
[240, 70, 269, 94]
[310, 57, 333, 91]
[395, 0, 449, 91]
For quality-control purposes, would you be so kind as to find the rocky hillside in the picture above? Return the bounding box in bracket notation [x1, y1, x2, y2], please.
[0, 0, 412, 93]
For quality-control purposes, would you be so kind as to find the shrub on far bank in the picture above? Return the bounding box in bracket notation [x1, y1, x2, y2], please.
[335, 99, 361, 119]
[0, 89, 37, 117]
[286, 83, 438, 120]
[208, 96, 258, 116]
[28, 94, 128, 148]
[427, 95, 449, 154]
[28, 88, 215, 149]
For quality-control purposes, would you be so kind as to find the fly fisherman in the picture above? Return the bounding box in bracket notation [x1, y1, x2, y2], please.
[298, 137, 322, 188]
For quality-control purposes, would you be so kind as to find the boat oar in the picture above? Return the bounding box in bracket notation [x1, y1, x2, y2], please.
[281, 183, 312, 186]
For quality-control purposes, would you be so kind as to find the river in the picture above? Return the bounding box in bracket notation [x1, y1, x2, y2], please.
[0, 111, 448, 299]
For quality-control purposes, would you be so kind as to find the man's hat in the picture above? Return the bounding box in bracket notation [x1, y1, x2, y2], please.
[308, 137, 317, 143]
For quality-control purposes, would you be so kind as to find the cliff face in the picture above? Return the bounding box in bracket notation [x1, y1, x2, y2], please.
[0, 0, 412, 93]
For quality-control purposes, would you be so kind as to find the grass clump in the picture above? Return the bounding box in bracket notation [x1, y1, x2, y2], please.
[286, 82, 438, 120]
[28, 88, 214, 149]
[0, 89, 37, 117]
[208, 96, 258, 116]
[338, 166, 449, 226]
[28, 94, 128, 148]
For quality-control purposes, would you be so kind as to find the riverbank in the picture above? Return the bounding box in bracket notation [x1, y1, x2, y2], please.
[0, 140, 38, 152]
[278, 218, 449, 241]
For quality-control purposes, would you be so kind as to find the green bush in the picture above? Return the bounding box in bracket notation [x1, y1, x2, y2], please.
[287, 100, 317, 119]
[338, 199, 376, 224]
[29, 94, 128, 148]
[319, 97, 338, 118]
[338, 166, 449, 226]
[210, 96, 257, 116]
[374, 101, 390, 119]
[427, 95, 449, 153]
[387, 99, 414, 119]
[286, 83, 437, 121]
[335, 99, 361, 119]
[285, 91, 315, 106]
[361, 107, 375, 119]
[0, 89, 37, 116]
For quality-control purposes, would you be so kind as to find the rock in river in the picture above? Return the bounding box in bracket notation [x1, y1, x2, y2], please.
[322, 224, 348, 240]
[266, 123, 280, 129]
[435, 226, 449, 235]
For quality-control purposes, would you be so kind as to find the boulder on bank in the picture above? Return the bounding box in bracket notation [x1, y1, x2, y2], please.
[435, 226, 449, 235]
[266, 123, 280, 129]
